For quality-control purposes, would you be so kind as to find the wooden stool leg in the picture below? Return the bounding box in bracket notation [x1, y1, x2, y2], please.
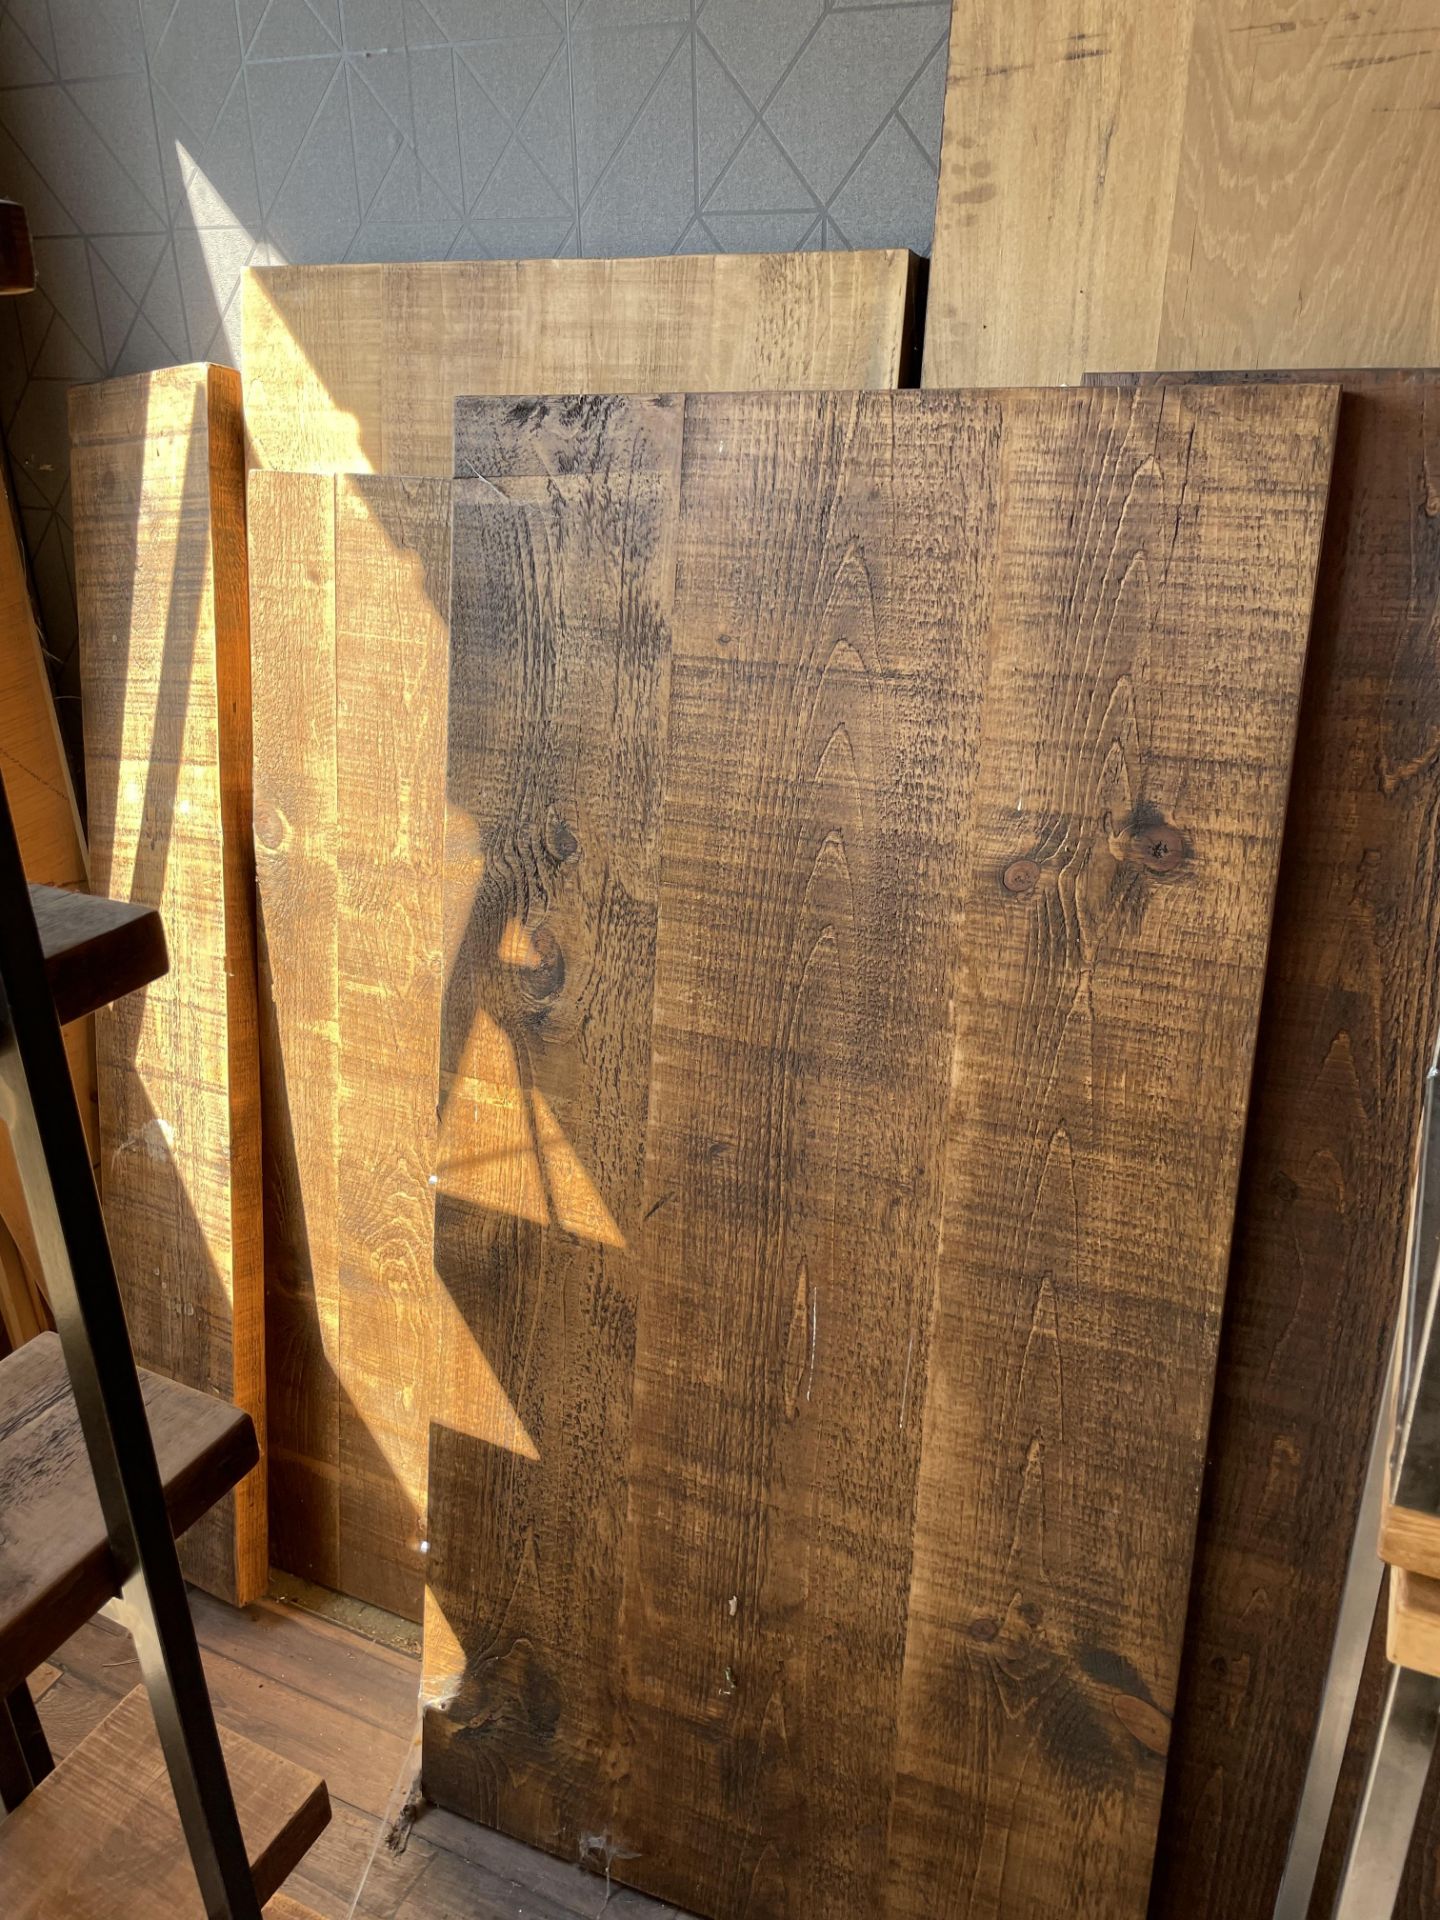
[5, 1682, 51, 1787]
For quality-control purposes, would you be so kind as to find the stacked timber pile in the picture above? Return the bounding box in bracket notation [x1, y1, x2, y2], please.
[23, 3, 1440, 1915]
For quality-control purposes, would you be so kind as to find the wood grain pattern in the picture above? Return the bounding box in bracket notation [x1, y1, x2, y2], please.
[1388, 1570, 1440, 1679]
[425, 395, 682, 1846]
[925, 0, 1197, 390]
[0, 1331, 257, 1695]
[926, 2, 1440, 387]
[39, 1592, 683, 1920]
[0, 1684, 329, 1918]
[250, 470, 342, 1597]
[1383, 1501, 1440, 1580]
[242, 252, 920, 476]
[426, 384, 1336, 1918]
[0, 461, 92, 1341]
[31, 883, 167, 1025]
[244, 253, 920, 1613]
[1076, 370, 1440, 1920]
[71, 364, 264, 1604]
[333, 474, 450, 1616]
[250, 472, 451, 1618]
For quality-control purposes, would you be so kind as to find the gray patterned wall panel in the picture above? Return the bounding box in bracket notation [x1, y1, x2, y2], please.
[0, 0, 951, 755]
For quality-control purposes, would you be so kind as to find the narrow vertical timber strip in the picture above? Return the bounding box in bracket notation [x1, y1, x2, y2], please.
[612, 389, 997, 1917]
[886, 383, 1338, 1918]
[249, 471, 342, 1594]
[1076, 371, 1440, 1920]
[334, 475, 451, 1619]
[71, 364, 264, 1603]
[425, 395, 682, 1849]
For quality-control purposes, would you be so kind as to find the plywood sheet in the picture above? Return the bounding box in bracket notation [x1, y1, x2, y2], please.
[242, 251, 920, 476]
[1075, 371, 1440, 1920]
[0, 466, 92, 1343]
[71, 364, 264, 1605]
[424, 383, 1337, 1918]
[243, 251, 920, 1615]
[926, 2, 1440, 387]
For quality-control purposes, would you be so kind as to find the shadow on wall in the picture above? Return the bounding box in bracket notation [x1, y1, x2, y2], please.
[0, 3, 951, 780]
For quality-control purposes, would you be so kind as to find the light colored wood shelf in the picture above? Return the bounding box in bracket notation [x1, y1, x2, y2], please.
[1380, 1498, 1440, 1581]
[0, 1332, 257, 1694]
[1389, 1567, 1440, 1678]
[0, 1685, 328, 1916]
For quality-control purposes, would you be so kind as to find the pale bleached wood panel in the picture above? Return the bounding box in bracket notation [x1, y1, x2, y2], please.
[926, 0, 1440, 386]
[924, 0, 1196, 387]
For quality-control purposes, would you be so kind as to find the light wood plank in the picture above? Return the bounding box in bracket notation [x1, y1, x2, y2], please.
[0, 1685, 329, 1918]
[71, 364, 264, 1604]
[244, 254, 919, 1615]
[925, 0, 1196, 388]
[1388, 1569, 1440, 1679]
[0, 460, 91, 1339]
[242, 252, 919, 477]
[333, 475, 451, 1618]
[249, 470, 342, 1598]
[1161, 4, 1440, 372]
[926, 1, 1440, 386]
[427, 385, 1336, 1917]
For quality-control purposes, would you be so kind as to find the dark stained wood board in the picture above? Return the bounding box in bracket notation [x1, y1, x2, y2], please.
[71, 364, 264, 1605]
[243, 251, 921, 1617]
[423, 384, 1338, 1918]
[1078, 370, 1440, 1920]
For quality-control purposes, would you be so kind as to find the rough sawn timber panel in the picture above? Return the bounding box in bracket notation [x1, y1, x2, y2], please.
[71, 364, 264, 1605]
[925, 1, 1440, 388]
[249, 472, 451, 1617]
[425, 383, 1337, 1919]
[243, 250, 919, 1615]
[426, 395, 682, 1854]
[243, 251, 920, 476]
[1080, 370, 1440, 1920]
[0, 462, 92, 1346]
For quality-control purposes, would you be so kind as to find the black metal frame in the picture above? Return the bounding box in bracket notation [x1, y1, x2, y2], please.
[0, 775, 262, 1918]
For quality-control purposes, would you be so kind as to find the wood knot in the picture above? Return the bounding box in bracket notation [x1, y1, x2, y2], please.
[1116, 803, 1189, 877]
[1131, 826, 1185, 875]
[1002, 858, 1040, 896]
[253, 800, 285, 852]
[544, 810, 579, 862]
[519, 924, 565, 1001]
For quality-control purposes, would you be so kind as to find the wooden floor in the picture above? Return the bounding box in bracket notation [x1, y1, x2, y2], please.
[32, 1582, 683, 1920]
